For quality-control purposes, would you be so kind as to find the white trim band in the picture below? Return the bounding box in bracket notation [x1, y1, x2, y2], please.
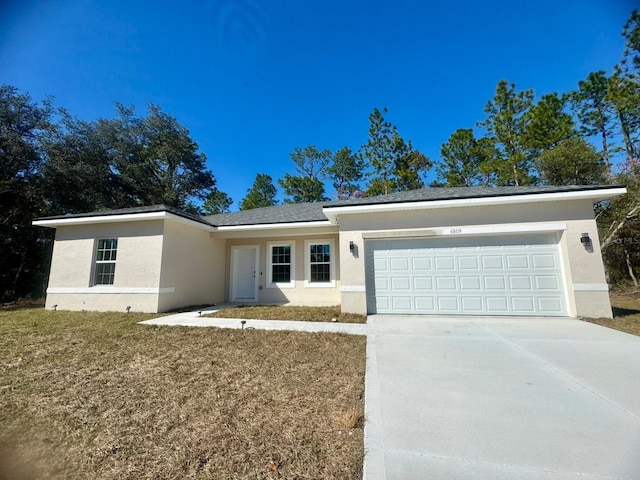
[362, 223, 567, 239]
[216, 221, 333, 231]
[572, 283, 609, 292]
[340, 285, 366, 292]
[47, 287, 176, 294]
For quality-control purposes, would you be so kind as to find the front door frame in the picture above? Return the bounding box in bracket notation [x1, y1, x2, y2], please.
[230, 245, 259, 302]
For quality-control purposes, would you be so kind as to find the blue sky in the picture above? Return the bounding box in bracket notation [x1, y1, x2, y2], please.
[1, 0, 634, 208]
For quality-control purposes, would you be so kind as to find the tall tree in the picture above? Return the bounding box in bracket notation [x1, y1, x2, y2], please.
[202, 189, 233, 214]
[278, 146, 332, 203]
[96, 104, 218, 209]
[239, 173, 278, 210]
[437, 129, 498, 187]
[478, 80, 535, 186]
[536, 138, 607, 185]
[0, 85, 54, 300]
[394, 148, 432, 191]
[43, 112, 130, 214]
[327, 147, 364, 199]
[360, 107, 429, 195]
[570, 71, 616, 176]
[360, 108, 403, 195]
[523, 93, 575, 152]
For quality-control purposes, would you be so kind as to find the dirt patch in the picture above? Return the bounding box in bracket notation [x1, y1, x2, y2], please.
[0, 308, 366, 479]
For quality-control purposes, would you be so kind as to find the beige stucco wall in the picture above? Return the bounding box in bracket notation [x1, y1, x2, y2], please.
[224, 233, 341, 306]
[157, 220, 225, 312]
[45, 221, 164, 312]
[337, 199, 612, 318]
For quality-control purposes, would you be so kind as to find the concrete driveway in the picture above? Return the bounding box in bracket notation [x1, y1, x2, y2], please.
[364, 315, 640, 480]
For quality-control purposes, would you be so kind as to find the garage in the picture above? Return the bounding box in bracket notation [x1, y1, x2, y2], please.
[365, 234, 567, 316]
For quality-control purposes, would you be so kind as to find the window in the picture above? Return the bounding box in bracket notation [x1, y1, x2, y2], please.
[266, 241, 295, 288]
[305, 240, 335, 287]
[94, 238, 118, 285]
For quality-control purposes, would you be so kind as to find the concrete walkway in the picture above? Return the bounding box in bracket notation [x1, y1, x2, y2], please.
[139, 305, 367, 335]
[364, 315, 640, 480]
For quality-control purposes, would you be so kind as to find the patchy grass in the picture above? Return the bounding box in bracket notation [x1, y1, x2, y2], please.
[0, 308, 366, 479]
[584, 294, 640, 336]
[208, 305, 367, 324]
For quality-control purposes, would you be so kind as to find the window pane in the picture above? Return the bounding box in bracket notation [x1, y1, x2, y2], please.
[272, 264, 291, 283]
[310, 264, 330, 282]
[272, 245, 290, 264]
[95, 262, 116, 285]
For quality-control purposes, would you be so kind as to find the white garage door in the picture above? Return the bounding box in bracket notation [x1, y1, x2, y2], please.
[365, 234, 567, 316]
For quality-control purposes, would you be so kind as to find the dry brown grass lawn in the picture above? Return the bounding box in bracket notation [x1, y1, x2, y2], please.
[0, 308, 366, 479]
[208, 305, 367, 324]
[584, 293, 640, 336]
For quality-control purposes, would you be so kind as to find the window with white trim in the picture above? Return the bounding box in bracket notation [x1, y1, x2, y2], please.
[94, 238, 118, 285]
[305, 240, 335, 287]
[266, 241, 295, 288]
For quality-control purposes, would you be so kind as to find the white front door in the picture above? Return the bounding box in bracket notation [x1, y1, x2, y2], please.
[231, 246, 259, 302]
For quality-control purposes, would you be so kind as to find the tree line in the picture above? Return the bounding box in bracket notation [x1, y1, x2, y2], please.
[1, 10, 639, 301]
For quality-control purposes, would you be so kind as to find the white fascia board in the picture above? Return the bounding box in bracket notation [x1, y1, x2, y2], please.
[32, 212, 215, 232]
[322, 188, 627, 222]
[215, 220, 333, 232]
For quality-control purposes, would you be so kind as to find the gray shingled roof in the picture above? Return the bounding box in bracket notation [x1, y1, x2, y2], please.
[35, 204, 213, 227]
[203, 202, 329, 226]
[206, 185, 620, 226]
[35, 185, 621, 228]
[326, 185, 623, 207]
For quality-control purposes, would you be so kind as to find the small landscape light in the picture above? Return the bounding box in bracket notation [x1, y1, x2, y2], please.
[198, 311, 202, 317]
[241, 320, 247, 330]
[52, 304, 58, 311]
[126, 306, 131, 313]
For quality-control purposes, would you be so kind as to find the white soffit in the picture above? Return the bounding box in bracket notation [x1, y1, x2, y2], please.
[32, 212, 215, 232]
[322, 187, 627, 223]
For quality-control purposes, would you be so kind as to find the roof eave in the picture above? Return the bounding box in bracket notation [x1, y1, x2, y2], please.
[32, 211, 216, 231]
[322, 187, 627, 223]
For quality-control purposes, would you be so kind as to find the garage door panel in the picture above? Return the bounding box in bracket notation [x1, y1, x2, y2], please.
[413, 277, 433, 290]
[460, 276, 482, 290]
[366, 235, 566, 316]
[458, 256, 479, 269]
[437, 297, 459, 310]
[532, 254, 557, 269]
[509, 276, 533, 290]
[485, 276, 507, 290]
[486, 297, 509, 312]
[436, 276, 457, 290]
[392, 296, 412, 310]
[412, 257, 431, 270]
[538, 298, 564, 313]
[461, 297, 483, 311]
[390, 258, 410, 271]
[375, 277, 389, 290]
[415, 297, 435, 310]
[391, 277, 411, 291]
[374, 258, 388, 271]
[512, 297, 536, 312]
[435, 256, 455, 270]
[535, 276, 560, 290]
[507, 255, 529, 269]
[482, 256, 504, 269]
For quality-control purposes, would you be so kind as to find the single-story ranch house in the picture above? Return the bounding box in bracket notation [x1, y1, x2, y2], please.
[33, 185, 625, 318]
